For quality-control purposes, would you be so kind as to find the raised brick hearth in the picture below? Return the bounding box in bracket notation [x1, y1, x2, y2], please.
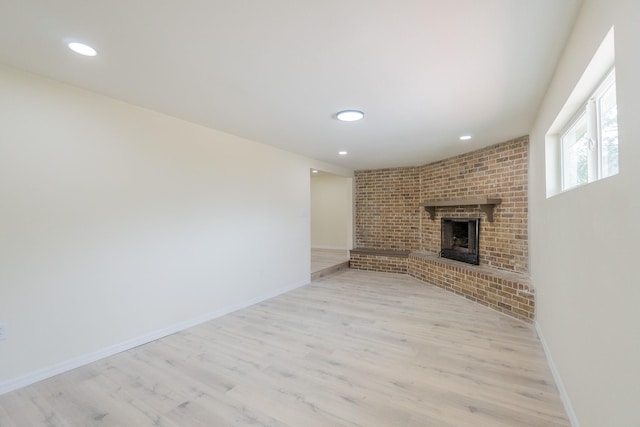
[349, 248, 409, 274]
[351, 136, 532, 322]
[348, 249, 533, 322]
[409, 252, 533, 322]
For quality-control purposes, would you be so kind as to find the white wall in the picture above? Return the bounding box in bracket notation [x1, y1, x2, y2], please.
[310, 173, 353, 250]
[0, 65, 351, 390]
[529, 1, 640, 425]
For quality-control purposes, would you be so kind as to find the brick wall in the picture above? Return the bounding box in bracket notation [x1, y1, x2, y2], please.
[350, 252, 408, 274]
[420, 136, 529, 273]
[355, 167, 420, 250]
[354, 136, 528, 273]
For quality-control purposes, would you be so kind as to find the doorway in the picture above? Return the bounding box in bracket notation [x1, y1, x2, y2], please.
[310, 169, 353, 277]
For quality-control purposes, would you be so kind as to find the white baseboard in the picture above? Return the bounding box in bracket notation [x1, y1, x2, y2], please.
[0, 279, 309, 396]
[535, 322, 581, 427]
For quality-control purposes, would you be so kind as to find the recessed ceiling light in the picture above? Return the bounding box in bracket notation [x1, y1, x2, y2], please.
[336, 110, 364, 122]
[67, 42, 97, 57]
[311, 169, 318, 173]
[338, 151, 348, 155]
[459, 135, 472, 141]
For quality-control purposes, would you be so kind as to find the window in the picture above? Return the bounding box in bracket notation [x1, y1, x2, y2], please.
[560, 69, 618, 191]
[545, 26, 617, 198]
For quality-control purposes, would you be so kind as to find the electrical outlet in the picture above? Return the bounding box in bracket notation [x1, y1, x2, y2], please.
[0, 323, 7, 340]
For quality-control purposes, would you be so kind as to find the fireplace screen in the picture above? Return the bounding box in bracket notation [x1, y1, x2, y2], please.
[441, 218, 480, 265]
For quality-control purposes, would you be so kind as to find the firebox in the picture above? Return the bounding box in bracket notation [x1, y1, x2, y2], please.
[441, 218, 480, 265]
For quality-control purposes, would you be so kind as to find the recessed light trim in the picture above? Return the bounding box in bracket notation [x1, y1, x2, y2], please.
[336, 110, 364, 122]
[459, 135, 472, 141]
[67, 42, 97, 57]
[338, 151, 348, 155]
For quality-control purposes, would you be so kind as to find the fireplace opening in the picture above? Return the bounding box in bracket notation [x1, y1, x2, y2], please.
[441, 218, 480, 265]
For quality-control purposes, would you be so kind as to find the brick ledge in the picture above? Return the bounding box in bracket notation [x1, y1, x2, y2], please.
[408, 251, 531, 288]
[408, 251, 534, 322]
[348, 249, 534, 322]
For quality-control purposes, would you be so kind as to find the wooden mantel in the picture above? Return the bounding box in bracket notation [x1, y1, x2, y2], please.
[421, 197, 502, 222]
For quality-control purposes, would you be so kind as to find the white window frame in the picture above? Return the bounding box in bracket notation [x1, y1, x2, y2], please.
[559, 68, 617, 191]
[545, 26, 616, 198]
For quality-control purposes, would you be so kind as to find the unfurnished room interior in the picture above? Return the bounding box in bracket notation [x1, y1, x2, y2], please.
[0, 1, 638, 426]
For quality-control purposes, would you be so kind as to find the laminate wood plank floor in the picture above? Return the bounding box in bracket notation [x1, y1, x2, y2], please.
[0, 269, 570, 426]
[311, 248, 349, 274]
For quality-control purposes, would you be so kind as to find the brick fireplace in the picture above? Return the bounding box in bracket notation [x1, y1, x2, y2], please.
[440, 217, 480, 265]
[350, 136, 533, 322]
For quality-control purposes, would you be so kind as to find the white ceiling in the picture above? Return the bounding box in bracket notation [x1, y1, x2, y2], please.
[0, 0, 582, 171]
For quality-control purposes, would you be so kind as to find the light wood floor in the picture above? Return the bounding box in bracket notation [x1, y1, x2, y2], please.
[311, 248, 349, 274]
[0, 269, 569, 426]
